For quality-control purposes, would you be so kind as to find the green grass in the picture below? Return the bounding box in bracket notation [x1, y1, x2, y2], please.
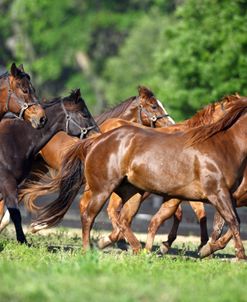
[0, 229, 246, 302]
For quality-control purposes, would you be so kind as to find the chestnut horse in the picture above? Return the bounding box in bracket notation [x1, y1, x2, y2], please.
[0, 86, 173, 232]
[0, 63, 46, 127]
[0, 89, 97, 244]
[32, 98, 247, 260]
[96, 95, 241, 251]
[197, 167, 247, 258]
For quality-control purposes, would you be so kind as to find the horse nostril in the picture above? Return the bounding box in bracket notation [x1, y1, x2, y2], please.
[40, 116, 47, 125]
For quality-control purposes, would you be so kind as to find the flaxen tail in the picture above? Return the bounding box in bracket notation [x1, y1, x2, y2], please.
[30, 138, 93, 232]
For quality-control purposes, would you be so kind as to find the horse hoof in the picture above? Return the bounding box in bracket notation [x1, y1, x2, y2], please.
[198, 243, 212, 258]
[30, 222, 48, 233]
[160, 242, 169, 255]
[98, 236, 112, 249]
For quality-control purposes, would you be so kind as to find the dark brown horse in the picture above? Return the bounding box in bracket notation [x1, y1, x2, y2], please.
[32, 98, 247, 260]
[0, 89, 98, 244]
[0, 63, 46, 127]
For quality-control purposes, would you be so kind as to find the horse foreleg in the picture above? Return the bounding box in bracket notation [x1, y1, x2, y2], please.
[98, 192, 123, 249]
[210, 211, 225, 243]
[189, 201, 209, 250]
[145, 198, 181, 253]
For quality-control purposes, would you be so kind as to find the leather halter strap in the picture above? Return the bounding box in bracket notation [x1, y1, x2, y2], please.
[5, 76, 37, 119]
[61, 100, 96, 139]
[137, 97, 170, 128]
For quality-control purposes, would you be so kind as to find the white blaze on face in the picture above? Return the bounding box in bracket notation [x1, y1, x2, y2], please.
[157, 100, 176, 124]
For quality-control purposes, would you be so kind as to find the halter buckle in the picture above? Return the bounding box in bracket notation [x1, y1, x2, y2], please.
[22, 103, 29, 110]
[82, 128, 88, 134]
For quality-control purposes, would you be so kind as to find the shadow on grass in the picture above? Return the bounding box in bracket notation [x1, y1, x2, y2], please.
[43, 239, 236, 260]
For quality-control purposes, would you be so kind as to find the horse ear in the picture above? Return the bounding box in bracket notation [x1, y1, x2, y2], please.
[138, 85, 154, 99]
[18, 64, 25, 72]
[10, 63, 19, 77]
[73, 88, 81, 102]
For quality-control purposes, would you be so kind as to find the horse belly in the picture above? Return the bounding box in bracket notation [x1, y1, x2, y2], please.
[127, 151, 205, 200]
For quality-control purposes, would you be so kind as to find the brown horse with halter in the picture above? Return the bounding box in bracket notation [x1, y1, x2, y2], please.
[0, 63, 46, 127]
[31, 97, 247, 260]
[0, 86, 173, 233]
[0, 89, 98, 244]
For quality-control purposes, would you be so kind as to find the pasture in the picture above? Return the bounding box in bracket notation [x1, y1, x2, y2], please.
[0, 228, 246, 302]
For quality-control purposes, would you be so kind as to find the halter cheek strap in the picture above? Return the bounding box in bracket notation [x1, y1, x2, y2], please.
[61, 100, 96, 139]
[137, 102, 170, 128]
[5, 76, 37, 119]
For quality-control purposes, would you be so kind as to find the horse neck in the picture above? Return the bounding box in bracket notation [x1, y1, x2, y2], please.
[95, 98, 137, 125]
[0, 79, 8, 117]
[31, 103, 66, 154]
[228, 114, 247, 158]
[119, 105, 139, 122]
[0, 77, 22, 118]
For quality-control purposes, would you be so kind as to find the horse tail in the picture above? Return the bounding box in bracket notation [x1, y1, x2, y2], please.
[30, 138, 94, 232]
[20, 167, 58, 212]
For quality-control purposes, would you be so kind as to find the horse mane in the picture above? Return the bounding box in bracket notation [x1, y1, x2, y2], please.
[186, 97, 247, 146]
[185, 94, 241, 127]
[95, 96, 136, 125]
[0, 70, 31, 81]
[40, 90, 76, 108]
[41, 96, 63, 108]
[0, 71, 9, 80]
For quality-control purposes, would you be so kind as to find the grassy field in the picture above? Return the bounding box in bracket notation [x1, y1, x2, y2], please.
[0, 228, 246, 302]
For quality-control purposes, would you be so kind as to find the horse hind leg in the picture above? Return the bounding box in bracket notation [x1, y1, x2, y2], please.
[200, 186, 245, 260]
[81, 187, 117, 251]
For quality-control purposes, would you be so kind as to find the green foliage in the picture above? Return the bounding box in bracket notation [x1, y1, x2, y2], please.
[1, 0, 247, 118]
[103, 0, 247, 120]
[155, 0, 247, 120]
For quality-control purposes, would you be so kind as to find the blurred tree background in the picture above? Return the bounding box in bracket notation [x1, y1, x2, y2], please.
[0, 0, 246, 120]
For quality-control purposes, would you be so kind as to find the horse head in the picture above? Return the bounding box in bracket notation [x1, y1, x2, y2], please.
[137, 85, 175, 127]
[60, 88, 99, 138]
[3, 63, 46, 128]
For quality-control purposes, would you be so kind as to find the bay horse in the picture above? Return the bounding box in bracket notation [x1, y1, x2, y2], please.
[31, 98, 247, 260]
[0, 89, 97, 244]
[0, 63, 46, 127]
[0, 86, 173, 232]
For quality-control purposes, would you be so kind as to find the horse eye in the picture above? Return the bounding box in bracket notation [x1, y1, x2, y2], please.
[152, 105, 157, 109]
[22, 88, 29, 94]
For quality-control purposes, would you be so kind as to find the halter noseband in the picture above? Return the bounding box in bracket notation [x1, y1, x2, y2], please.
[5, 76, 37, 119]
[61, 100, 96, 139]
[137, 98, 170, 128]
